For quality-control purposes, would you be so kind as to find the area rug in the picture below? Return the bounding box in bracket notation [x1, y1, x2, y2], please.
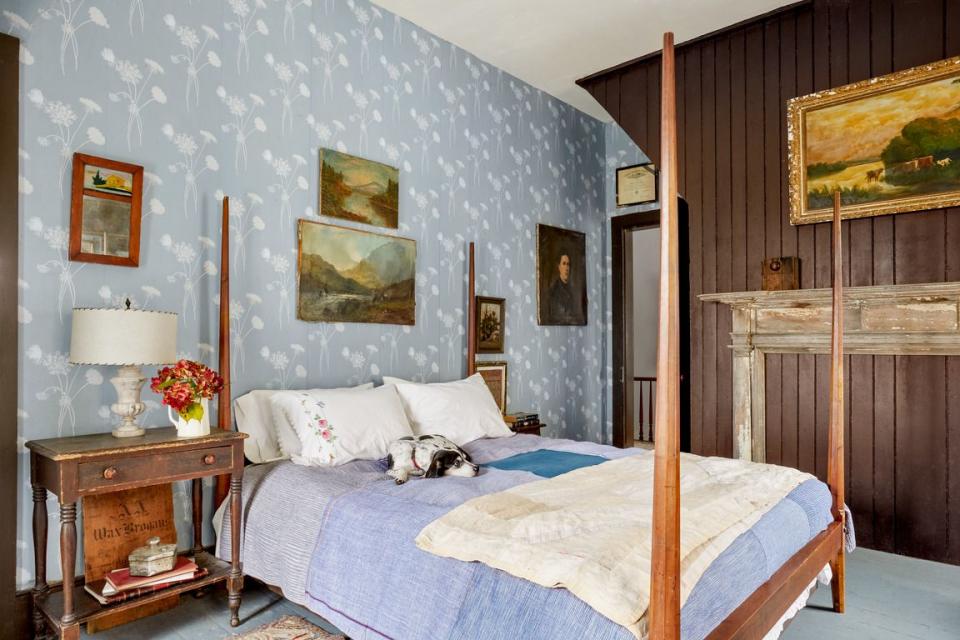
[228, 614, 345, 639]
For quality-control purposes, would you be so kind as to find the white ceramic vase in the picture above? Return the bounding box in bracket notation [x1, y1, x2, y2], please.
[169, 398, 211, 438]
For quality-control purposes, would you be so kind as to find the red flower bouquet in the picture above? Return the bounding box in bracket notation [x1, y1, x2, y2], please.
[150, 360, 224, 422]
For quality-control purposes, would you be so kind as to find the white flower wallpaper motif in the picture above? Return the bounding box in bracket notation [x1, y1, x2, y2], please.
[9, 0, 643, 588]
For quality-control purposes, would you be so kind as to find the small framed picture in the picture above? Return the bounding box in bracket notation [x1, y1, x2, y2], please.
[69, 153, 143, 267]
[475, 296, 505, 353]
[475, 361, 507, 414]
[616, 163, 658, 207]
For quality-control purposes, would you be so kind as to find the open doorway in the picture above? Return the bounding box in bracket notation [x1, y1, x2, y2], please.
[611, 202, 690, 450]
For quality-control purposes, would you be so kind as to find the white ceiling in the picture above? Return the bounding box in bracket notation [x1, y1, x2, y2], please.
[372, 0, 796, 121]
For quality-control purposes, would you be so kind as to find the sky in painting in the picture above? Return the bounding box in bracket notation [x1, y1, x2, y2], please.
[322, 149, 396, 190]
[301, 222, 394, 271]
[806, 74, 960, 165]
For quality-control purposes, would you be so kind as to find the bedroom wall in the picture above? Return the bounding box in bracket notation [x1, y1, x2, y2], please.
[9, 0, 610, 588]
[580, 0, 960, 565]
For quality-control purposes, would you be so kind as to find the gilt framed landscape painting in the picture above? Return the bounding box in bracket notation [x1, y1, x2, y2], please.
[319, 148, 400, 229]
[789, 55, 960, 224]
[297, 220, 416, 325]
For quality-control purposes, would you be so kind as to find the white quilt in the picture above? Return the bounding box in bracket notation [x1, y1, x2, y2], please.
[416, 452, 813, 638]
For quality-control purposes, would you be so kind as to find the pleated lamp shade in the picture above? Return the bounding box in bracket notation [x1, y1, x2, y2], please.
[69, 308, 178, 365]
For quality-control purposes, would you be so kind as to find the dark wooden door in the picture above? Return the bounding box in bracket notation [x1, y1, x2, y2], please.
[0, 32, 19, 639]
[611, 203, 691, 451]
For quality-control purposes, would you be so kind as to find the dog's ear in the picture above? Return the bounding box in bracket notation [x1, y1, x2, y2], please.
[386, 453, 394, 471]
[425, 450, 456, 478]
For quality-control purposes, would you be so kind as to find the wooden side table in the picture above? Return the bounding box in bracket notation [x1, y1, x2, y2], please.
[511, 422, 545, 436]
[26, 427, 247, 640]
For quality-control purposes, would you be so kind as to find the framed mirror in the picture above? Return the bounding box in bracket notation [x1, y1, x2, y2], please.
[69, 153, 143, 267]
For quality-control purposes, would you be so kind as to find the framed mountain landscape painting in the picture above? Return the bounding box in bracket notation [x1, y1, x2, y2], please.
[319, 148, 400, 229]
[789, 55, 960, 224]
[297, 220, 416, 325]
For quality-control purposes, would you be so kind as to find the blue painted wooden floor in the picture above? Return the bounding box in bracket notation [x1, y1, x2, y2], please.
[80, 548, 959, 639]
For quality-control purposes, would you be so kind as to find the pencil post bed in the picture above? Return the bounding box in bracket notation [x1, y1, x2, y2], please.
[209, 31, 848, 640]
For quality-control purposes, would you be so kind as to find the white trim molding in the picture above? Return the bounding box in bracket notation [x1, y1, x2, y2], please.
[700, 281, 960, 461]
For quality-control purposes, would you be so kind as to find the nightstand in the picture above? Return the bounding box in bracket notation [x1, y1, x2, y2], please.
[511, 423, 545, 436]
[26, 427, 247, 640]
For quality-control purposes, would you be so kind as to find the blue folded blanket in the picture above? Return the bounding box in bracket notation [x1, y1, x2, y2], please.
[483, 448, 607, 478]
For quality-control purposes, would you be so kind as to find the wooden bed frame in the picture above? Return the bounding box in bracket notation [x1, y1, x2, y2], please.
[210, 32, 846, 640]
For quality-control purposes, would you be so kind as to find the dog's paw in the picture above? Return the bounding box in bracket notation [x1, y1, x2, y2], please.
[394, 477, 406, 485]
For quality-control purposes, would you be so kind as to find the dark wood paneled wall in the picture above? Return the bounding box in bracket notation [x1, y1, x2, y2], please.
[0, 33, 19, 638]
[581, 0, 960, 564]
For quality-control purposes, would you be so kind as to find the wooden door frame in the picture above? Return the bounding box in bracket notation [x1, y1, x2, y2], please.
[0, 33, 19, 640]
[611, 201, 691, 450]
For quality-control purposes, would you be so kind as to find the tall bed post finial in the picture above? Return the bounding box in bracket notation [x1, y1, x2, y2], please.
[649, 31, 682, 640]
[215, 195, 233, 507]
[828, 190, 846, 613]
[467, 242, 477, 377]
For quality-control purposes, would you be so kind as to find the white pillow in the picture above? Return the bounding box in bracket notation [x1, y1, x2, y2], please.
[385, 374, 513, 445]
[269, 385, 413, 466]
[234, 383, 373, 462]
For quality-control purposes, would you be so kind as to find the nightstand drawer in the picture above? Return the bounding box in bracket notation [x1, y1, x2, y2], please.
[78, 445, 234, 492]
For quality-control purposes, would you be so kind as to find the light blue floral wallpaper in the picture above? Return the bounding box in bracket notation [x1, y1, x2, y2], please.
[5, 0, 646, 588]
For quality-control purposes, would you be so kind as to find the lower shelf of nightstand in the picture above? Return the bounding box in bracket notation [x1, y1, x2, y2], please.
[36, 552, 231, 634]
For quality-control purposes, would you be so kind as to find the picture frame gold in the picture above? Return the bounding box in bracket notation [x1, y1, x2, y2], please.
[475, 360, 507, 414]
[788, 55, 960, 225]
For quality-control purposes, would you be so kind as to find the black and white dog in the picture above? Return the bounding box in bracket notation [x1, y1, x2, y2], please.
[385, 435, 479, 485]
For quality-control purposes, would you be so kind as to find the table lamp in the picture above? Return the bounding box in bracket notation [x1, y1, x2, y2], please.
[69, 302, 178, 438]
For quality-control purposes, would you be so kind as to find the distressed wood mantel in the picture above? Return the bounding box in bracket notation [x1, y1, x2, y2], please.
[700, 281, 960, 462]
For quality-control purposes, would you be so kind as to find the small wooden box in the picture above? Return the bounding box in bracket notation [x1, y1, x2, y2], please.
[762, 257, 800, 291]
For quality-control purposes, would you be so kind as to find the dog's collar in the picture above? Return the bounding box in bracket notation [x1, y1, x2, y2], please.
[411, 449, 423, 472]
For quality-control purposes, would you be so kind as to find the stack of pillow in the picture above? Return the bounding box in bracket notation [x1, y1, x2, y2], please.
[234, 374, 514, 467]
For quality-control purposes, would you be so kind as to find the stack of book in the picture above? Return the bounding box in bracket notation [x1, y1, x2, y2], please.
[505, 412, 540, 429]
[84, 556, 208, 605]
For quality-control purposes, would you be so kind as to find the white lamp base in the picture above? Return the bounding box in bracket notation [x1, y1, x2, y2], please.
[111, 364, 147, 438]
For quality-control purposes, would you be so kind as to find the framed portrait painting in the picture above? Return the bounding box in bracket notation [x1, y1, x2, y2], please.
[69, 153, 143, 267]
[788, 55, 960, 224]
[537, 223, 587, 326]
[475, 296, 505, 353]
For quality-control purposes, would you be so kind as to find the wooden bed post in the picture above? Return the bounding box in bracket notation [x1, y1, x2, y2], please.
[215, 196, 232, 508]
[467, 242, 477, 377]
[827, 190, 845, 613]
[649, 31, 682, 640]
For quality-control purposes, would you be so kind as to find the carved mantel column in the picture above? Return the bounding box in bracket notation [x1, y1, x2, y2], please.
[701, 281, 960, 462]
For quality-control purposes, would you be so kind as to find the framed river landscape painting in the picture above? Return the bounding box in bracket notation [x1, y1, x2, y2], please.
[789, 55, 960, 224]
[319, 148, 400, 229]
[297, 220, 416, 325]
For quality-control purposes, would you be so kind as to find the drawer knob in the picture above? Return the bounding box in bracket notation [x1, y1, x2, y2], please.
[203, 454, 216, 465]
[103, 467, 118, 480]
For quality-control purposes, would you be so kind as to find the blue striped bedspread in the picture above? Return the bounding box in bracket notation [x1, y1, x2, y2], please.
[218, 434, 837, 640]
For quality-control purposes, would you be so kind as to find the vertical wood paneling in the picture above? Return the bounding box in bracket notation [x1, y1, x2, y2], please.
[715, 36, 734, 460]
[581, 0, 959, 564]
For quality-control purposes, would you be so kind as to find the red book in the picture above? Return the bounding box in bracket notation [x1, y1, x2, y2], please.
[105, 556, 198, 593]
[85, 568, 209, 605]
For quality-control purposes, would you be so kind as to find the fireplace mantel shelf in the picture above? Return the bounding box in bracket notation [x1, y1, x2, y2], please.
[699, 281, 960, 462]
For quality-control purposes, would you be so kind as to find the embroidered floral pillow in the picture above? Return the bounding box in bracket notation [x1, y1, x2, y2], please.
[270, 385, 413, 466]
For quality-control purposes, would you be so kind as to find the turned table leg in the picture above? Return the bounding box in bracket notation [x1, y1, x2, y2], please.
[59, 503, 78, 629]
[192, 478, 203, 554]
[227, 473, 244, 627]
[32, 484, 48, 639]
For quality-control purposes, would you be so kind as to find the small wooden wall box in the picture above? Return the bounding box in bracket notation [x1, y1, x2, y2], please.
[762, 257, 800, 291]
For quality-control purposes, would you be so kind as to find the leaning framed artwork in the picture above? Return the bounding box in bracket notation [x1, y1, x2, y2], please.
[475, 360, 507, 414]
[788, 55, 960, 224]
[537, 223, 587, 326]
[475, 296, 505, 354]
[297, 220, 416, 325]
[69, 153, 143, 266]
